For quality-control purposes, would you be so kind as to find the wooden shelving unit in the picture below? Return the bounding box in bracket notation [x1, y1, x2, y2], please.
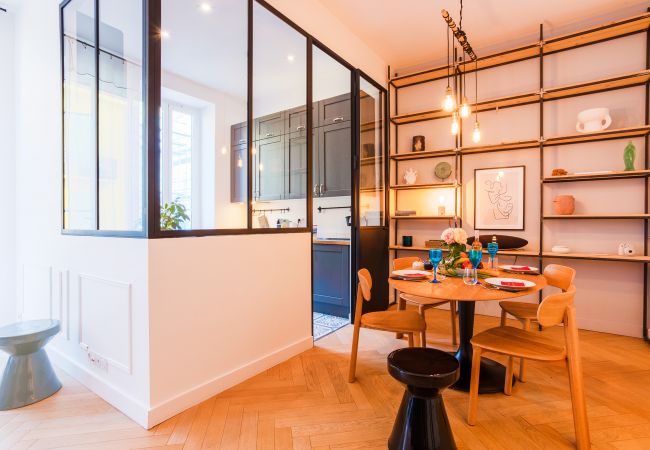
[543, 169, 650, 183]
[388, 10, 650, 343]
[390, 182, 457, 191]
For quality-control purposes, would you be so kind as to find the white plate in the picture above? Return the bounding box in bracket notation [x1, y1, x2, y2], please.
[392, 269, 430, 280]
[499, 265, 539, 274]
[485, 277, 536, 291]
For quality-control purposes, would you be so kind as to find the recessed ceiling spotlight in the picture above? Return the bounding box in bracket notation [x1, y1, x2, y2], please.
[287, 54, 295, 62]
[160, 30, 170, 39]
[198, 2, 212, 13]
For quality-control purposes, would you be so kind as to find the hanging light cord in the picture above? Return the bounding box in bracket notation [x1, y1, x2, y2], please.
[475, 59, 478, 120]
[446, 26, 450, 87]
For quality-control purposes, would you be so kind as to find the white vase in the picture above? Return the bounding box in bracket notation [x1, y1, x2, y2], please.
[576, 107, 612, 133]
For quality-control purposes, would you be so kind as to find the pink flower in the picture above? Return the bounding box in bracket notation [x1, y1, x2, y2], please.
[441, 228, 456, 244]
[453, 228, 468, 245]
[441, 227, 468, 245]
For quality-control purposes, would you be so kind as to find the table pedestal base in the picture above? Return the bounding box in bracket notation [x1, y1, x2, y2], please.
[448, 301, 515, 394]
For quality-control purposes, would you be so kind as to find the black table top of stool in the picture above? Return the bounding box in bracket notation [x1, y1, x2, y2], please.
[388, 348, 459, 389]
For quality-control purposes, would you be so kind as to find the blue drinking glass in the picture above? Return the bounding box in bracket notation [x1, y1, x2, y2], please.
[469, 249, 483, 285]
[487, 242, 498, 269]
[429, 249, 443, 284]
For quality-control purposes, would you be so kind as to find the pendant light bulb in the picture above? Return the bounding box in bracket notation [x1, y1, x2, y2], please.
[459, 97, 470, 118]
[472, 121, 481, 143]
[451, 112, 459, 136]
[442, 86, 456, 112]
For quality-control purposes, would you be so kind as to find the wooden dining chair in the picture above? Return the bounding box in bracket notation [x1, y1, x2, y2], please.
[348, 268, 427, 383]
[498, 263, 576, 381]
[468, 286, 590, 449]
[393, 257, 458, 347]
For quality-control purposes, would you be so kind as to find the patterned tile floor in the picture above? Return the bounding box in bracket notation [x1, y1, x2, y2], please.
[313, 312, 349, 340]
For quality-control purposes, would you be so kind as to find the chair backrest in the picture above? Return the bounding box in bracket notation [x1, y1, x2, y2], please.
[543, 264, 576, 292]
[537, 285, 576, 327]
[354, 269, 372, 323]
[393, 257, 421, 271]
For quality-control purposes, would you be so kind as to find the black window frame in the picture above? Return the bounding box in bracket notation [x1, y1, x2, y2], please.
[59, 0, 387, 239]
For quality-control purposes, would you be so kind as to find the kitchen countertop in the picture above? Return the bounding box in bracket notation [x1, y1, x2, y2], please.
[313, 239, 351, 246]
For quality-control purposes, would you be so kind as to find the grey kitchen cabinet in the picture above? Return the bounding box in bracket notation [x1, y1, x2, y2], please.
[318, 93, 351, 127]
[313, 244, 350, 318]
[254, 135, 285, 201]
[254, 112, 284, 141]
[231, 121, 248, 146]
[230, 143, 247, 203]
[285, 104, 318, 134]
[286, 130, 317, 200]
[317, 121, 351, 198]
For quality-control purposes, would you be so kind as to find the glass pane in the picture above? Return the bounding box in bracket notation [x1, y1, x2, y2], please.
[98, 0, 143, 231]
[359, 77, 385, 227]
[312, 46, 352, 239]
[252, 2, 307, 229]
[160, 0, 247, 230]
[62, 0, 97, 230]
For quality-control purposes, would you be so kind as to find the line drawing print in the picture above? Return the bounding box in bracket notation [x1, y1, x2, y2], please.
[484, 174, 513, 220]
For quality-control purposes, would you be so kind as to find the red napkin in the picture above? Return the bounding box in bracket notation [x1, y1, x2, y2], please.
[512, 266, 531, 271]
[501, 281, 525, 287]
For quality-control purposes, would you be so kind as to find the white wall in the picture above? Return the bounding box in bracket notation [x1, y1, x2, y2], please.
[391, 25, 648, 337]
[0, 8, 16, 327]
[13, 0, 150, 426]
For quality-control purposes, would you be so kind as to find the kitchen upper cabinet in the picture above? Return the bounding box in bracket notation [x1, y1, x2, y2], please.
[317, 121, 351, 198]
[285, 104, 318, 134]
[230, 143, 247, 203]
[313, 244, 350, 318]
[255, 135, 285, 201]
[286, 130, 317, 200]
[231, 121, 248, 146]
[254, 112, 284, 141]
[318, 93, 351, 127]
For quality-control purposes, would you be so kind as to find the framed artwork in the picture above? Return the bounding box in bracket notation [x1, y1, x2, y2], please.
[474, 165, 525, 230]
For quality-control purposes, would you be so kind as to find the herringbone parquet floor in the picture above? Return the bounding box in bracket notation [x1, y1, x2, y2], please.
[2, 308, 650, 449]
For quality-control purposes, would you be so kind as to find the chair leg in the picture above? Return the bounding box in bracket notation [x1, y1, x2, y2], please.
[407, 333, 414, 348]
[467, 346, 482, 426]
[565, 308, 591, 450]
[418, 305, 427, 348]
[500, 308, 507, 327]
[519, 319, 531, 382]
[450, 301, 458, 347]
[348, 323, 361, 383]
[396, 296, 406, 339]
[504, 356, 514, 396]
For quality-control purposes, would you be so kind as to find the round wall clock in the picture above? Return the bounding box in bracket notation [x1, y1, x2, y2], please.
[434, 162, 452, 181]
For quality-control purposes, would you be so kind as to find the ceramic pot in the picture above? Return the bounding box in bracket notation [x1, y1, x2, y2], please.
[576, 107, 611, 133]
[553, 195, 575, 215]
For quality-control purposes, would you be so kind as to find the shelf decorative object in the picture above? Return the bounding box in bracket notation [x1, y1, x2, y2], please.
[576, 107, 612, 133]
[434, 162, 452, 181]
[553, 195, 576, 215]
[624, 141, 636, 171]
[552, 168, 568, 176]
[474, 166, 525, 230]
[618, 242, 636, 256]
[412, 135, 425, 152]
[403, 168, 418, 185]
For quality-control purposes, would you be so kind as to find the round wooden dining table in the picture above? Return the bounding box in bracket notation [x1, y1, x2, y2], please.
[388, 271, 546, 393]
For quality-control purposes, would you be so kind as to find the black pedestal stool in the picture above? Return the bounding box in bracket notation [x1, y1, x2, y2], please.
[387, 348, 460, 450]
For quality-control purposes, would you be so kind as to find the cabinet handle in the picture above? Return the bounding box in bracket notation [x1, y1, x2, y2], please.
[333, 117, 344, 123]
[296, 125, 306, 131]
[319, 183, 324, 195]
[238, 139, 246, 144]
[313, 184, 319, 196]
[265, 132, 273, 137]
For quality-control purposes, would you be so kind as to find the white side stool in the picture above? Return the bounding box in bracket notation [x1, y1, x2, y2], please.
[0, 320, 62, 410]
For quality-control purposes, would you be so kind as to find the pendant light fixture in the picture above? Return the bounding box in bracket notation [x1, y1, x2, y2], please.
[442, 26, 456, 112]
[451, 111, 460, 135]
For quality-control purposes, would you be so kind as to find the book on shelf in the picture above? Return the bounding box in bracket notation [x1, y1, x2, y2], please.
[394, 210, 417, 216]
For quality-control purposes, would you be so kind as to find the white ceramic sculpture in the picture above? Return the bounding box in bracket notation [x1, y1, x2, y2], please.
[576, 107, 611, 133]
[403, 168, 417, 185]
[618, 242, 635, 256]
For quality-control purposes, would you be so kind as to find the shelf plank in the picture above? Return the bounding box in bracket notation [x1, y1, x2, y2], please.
[543, 169, 650, 183]
[391, 70, 650, 126]
[390, 182, 458, 191]
[389, 12, 650, 88]
[390, 215, 457, 220]
[543, 213, 650, 220]
[390, 148, 457, 161]
[461, 140, 539, 155]
[542, 252, 650, 263]
[543, 125, 650, 146]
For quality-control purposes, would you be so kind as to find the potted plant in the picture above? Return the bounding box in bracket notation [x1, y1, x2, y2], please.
[160, 199, 190, 231]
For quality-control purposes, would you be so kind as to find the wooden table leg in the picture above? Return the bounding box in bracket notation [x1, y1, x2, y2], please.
[450, 301, 515, 393]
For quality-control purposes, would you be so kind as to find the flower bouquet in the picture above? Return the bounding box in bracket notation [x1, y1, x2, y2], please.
[439, 228, 494, 277]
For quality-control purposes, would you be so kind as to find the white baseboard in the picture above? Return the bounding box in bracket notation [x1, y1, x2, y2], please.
[147, 335, 313, 428]
[48, 347, 149, 428]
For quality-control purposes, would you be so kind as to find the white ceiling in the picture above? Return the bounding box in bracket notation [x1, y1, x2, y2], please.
[316, 0, 650, 73]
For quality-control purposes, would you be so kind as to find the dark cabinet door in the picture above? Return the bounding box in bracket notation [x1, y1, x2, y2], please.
[254, 112, 284, 141]
[318, 121, 351, 197]
[285, 104, 319, 134]
[286, 130, 317, 199]
[231, 121, 248, 146]
[313, 244, 350, 318]
[256, 135, 285, 201]
[318, 93, 351, 127]
[230, 143, 247, 203]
